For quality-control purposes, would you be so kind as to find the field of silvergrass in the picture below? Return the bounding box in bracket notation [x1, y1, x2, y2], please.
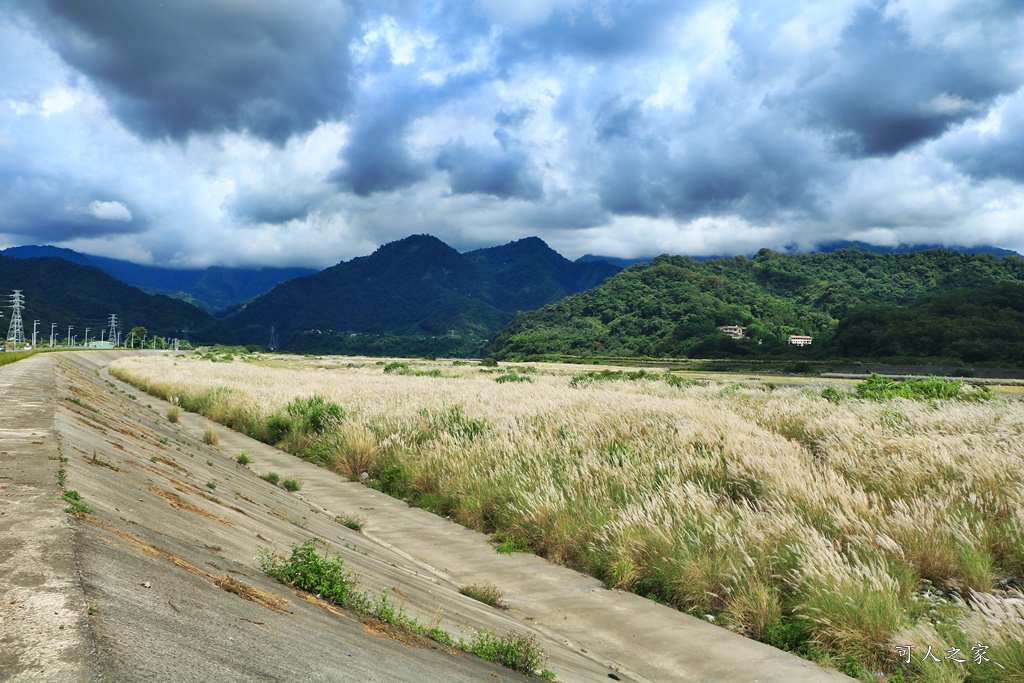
[110, 353, 1024, 682]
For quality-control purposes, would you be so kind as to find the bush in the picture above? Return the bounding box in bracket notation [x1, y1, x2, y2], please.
[259, 540, 357, 606]
[261, 472, 281, 485]
[264, 414, 293, 443]
[286, 395, 345, 434]
[855, 373, 992, 402]
[281, 478, 303, 492]
[166, 405, 180, 423]
[378, 465, 408, 497]
[495, 373, 532, 384]
[235, 452, 252, 465]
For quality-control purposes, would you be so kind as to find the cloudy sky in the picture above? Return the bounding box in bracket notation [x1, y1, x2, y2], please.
[1, 0, 1022, 268]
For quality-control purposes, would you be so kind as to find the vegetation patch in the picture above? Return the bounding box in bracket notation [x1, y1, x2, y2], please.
[260, 541, 552, 677]
[854, 373, 993, 402]
[202, 424, 219, 445]
[335, 512, 366, 531]
[62, 489, 92, 514]
[495, 372, 532, 383]
[459, 582, 505, 608]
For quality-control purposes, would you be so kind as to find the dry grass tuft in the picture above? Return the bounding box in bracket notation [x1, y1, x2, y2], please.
[215, 575, 290, 613]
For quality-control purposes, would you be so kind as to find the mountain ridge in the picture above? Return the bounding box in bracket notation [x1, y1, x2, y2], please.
[1, 245, 319, 312]
[491, 247, 1024, 362]
[0, 253, 232, 344]
[223, 235, 621, 355]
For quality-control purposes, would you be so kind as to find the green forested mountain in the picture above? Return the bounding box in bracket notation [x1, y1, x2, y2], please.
[1, 245, 317, 311]
[828, 282, 1024, 364]
[0, 254, 233, 344]
[490, 248, 1024, 361]
[223, 235, 620, 355]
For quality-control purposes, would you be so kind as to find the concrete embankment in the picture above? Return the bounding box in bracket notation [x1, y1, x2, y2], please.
[1, 351, 853, 682]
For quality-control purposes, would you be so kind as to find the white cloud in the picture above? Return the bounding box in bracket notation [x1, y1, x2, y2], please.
[0, 0, 1021, 267]
[86, 200, 133, 222]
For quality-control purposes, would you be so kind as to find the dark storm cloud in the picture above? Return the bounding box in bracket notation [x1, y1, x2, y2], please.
[594, 118, 829, 221]
[331, 63, 493, 196]
[435, 133, 543, 200]
[940, 95, 1024, 182]
[27, 0, 356, 142]
[331, 122, 427, 196]
[227, 193, 314, 225]
[0, 171, 143, 242]
[593, 96, 641, 141]
[776, 3, 1019, 156]
[4, 0, 1024, 264]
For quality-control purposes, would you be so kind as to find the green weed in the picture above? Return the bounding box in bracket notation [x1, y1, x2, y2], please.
[62, 490, 92, 514]
[335, 512, 366, 532]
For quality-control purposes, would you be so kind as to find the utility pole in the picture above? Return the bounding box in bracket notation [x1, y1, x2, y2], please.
[269, 325, 278, 351]
[84, 327, 90, 347]
[67, 325, 73, 347]
[50, 322, 57, 348]
[7, 290, 25, 345]
[32, 320, 39, 348]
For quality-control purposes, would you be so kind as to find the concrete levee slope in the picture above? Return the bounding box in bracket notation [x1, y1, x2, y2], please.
[1, 351, 854, 682]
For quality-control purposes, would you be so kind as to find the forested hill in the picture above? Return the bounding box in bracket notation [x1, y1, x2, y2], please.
[490, 248, 1024, 360]
[0, 254, 233, 344]
[223, 235, 620, 356]
[1, 245, 317, 312]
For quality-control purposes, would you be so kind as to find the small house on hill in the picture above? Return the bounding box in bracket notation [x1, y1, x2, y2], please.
[720, 325, 746, 339]
[787, 334, 813, 346]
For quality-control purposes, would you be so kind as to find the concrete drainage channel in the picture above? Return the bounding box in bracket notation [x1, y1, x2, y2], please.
[1, 351, 854, 682]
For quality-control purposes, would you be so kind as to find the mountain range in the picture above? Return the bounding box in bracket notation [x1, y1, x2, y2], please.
[0, 245, 317, 312]
[5, 236, 1024, 362]
[0, 254, 231, 345]
[222, 235, 621, 355]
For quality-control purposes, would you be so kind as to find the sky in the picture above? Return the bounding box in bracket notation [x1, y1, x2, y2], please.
[1, 0, 1022, 269]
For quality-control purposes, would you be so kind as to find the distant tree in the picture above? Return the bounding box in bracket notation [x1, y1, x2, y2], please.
[127, 326, 147, 349]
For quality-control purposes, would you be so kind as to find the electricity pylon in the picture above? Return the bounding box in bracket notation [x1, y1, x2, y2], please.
[7, 290, 25, 344]
[107, 314, 118, 346]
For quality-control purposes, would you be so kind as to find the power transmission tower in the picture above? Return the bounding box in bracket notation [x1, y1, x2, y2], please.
[32, 320, 39, 347]
[269, 326, 278, 351]
[107, 314, 118, 346]
[7, 290, 25, 344]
